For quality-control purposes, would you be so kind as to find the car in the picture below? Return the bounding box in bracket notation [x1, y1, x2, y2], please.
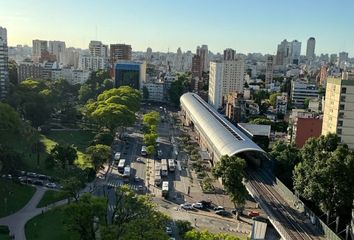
[26, 172, 37, 178]
[137, 185, 144, 192]
[34, 180, 44, 186]
[134, 176, 141, 182]
[247, 211, 260, 217]
[136, 157, 144, 163]
[169, 238, 176, 240]
[199, 200, 212, 208]
[180, 203, 193, 210]
[165, 226, 173, 235]
[215, 210, 231, 217]
[26, 178, 34, 184]
[38, 174, 48, 180]
[214, 206, 225, 211]
[18, 176, 26, 182]
[192, 202, 204, 209]
[45, 183, 57, 188]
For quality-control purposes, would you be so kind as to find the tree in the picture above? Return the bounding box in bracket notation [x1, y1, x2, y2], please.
[175, 220, 193, 238]
[143, 133, 158, 146]
[269, 93, 281, 106]
[168, 74, 191, 106]
[184, 229, 241, 240]
[212, 155, 247, 209]
[252, 90, 269, 105]
[79, 84, 95, 103]
[142, 86, 149, 100]
[146, 145, 156, 156]
[0, 103, 22, 134]
[303, 97, 311, 108]
[92, 132, 114, 146]
[270, 141, 300, 187]
[86, 144, 111, 172]
[65, 193, 107, 240]
[50, 143, 78, 168]
[143, 111, 160, 127]
[293, 134, 354, 217]
[103, 185, 169, 239]
[62, 176, 83, 202]
[0, 145, 22, 173]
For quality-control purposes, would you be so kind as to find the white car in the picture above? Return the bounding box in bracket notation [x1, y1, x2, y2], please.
[45, 182, 57, 188]
[136, 157, 144, 163]
[165, 226, 173, 235]
[192, 202, 204, 209]
[180, 203, 193, 210]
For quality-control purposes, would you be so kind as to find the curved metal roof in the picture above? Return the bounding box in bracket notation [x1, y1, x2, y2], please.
[180, 92, 265, 158]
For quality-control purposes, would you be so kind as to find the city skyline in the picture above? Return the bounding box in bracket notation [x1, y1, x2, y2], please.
[1, 0, 354, 55]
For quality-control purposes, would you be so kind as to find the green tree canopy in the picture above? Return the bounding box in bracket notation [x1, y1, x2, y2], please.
[184, 229, 241, 240]
[269, 93, 281, 106]
[50, 143, 78, 168]
[143, 111, 160, 127]
[0, 103, 22, 134]
[212, 155, 247, 208]
[293, 134, 354, 216]
[168, 74, 191, 106]
[86, 144, 111, 172]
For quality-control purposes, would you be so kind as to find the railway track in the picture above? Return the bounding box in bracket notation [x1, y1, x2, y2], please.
[247, 170, 324, 240]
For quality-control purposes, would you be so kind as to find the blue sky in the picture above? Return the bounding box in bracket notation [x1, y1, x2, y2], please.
[1, 0, 353, 55]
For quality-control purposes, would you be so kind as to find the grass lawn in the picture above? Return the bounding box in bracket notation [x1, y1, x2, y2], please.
[25, 206, 79, 240]
[0, 179, 36, 218]
[37, 190, 69, 208]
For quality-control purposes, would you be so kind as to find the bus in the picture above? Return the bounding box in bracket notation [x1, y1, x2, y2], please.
[161, 159, 168, 177]
[168, 159, 175, 172]
[123, 166, 131, 182]
[154, 162, 162, 186]
[117, 159, 126, 174]
[141, 146, 147, 156]
[162, 181, 169, 198]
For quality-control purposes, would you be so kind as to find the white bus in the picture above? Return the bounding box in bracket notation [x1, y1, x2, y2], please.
[168, 159, 175, 172]
[154, 162, 162, 186]
[117, 159, 126, 174]
[123, 166, 131, 181]
[162, 181, 169, 197]
[161, 159, 168, 177]
[141, 146, 147, 156]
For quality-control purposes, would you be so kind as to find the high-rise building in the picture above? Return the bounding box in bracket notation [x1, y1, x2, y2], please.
[110, 44, 132, 63]
[322, 72, 354, 149]
[338, 51, 349, 69]
[265, 55, 274, 85]
[114, 62, 146, 90]
[60, 48, 80, 68]
[223, 48, 235, 61]
[89, 41, 108, 58]
[32, 39, 48, 62]
[78, 55, 105, 71]
[17, 61, 43, 82]
[48, 41, 66, 62]
[208, 61, 223, 109]
[197, 45, 209, 73]
[208, 57, 245, 110]
[191, 55, 202, 78]
[146, 47, 152, 62]
[330, 54, 338, 65]
[306, 37, 316, 62]
[0, 26, 8, 99]
[275, 39, 301, 65]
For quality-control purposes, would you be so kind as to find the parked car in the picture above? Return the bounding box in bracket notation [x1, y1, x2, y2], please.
[134, 176, 141, 182]
[34, 180, 44, 186]
[45, 183, 57, 188]
[247, 211, 260, 217]
[192, 202, 204, 209]
[26, 178, 34, 184]
[200, 200, 212, 208]
[38, 174, 48, 180]
[136, 157, 144, 163]
[214, 206, 225, 211]
[165, 226, 173, 235]
[215, 210, 231, 217]
[180, 203, 193, 210]
[26, 172, 37, 178]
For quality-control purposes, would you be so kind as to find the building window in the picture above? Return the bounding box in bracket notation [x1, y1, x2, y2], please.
[338, 120, 343, 127]
[340, 104, 345, 110]
[340, 96, 346, 102]
[341, 87, 347, 94]
[337, 129, 342, 135]
[339, 112, 344, 118]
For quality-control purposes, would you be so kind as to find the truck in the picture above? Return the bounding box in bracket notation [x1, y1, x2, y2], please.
[117, 159, 126, 174]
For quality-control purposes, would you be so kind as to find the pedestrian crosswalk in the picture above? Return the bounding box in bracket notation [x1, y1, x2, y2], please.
[106, 178, 142, 191]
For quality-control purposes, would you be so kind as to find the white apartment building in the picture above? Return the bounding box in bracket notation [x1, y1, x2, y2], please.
[276, 93, 288, 115]
[78, 55, 105, 71]
[291, 80, 319, 106]
[52, 68, 90, 85]
[89, 41, 108, 58]
[0, 26, 8, 99]
[208, 61, 223, 109]
[306, 37, 316, 62]
[60, 48, 80, 68]
[32, 39, 48, 62]
[143, 81, 164, 102]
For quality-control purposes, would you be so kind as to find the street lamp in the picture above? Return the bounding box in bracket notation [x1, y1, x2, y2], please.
[37, 126, 41, 167]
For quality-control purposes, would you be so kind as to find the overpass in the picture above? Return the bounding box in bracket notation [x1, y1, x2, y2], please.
[180, 92, 338, 240]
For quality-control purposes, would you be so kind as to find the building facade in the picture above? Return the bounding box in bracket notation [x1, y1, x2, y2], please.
[197, 45, 209, 73]
[208, 61, 223, 109]
[225, 92, 246, 123]
[265, 55, 274, 85]
[0, 26, 8, 100]
[322, 72, 354, 149]
[51, 68, 90, 85]
[32, 39, 48, 62]
[114, 62, 146, 90]
[306, 37, 316, 62]
[224, 48, 235, 61]
[276, 93, 288, 115]
[110, 44, 132, 63]
[17, 61, 43, 82]
[291, 81, 319, 106]
[48, 41, 66, 62]
[78, 55, 105, 71]
[192, 54, 202, 78]
[89, 41, 108, 58]
[143, 81, 164, 102]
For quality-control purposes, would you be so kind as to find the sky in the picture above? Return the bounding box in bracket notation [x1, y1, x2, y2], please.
[1, 0, 353, 55]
